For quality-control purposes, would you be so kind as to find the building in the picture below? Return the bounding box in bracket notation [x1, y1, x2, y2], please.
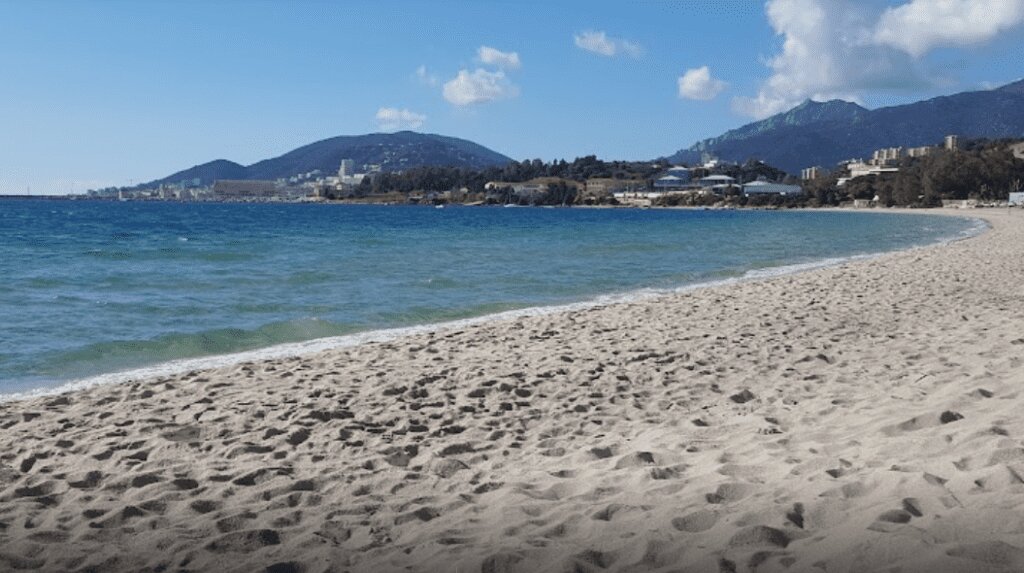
[698, 174, 736, 185]
[651, 166, 694, 192]
[338, 159, 355, 178]
[741, 181, 803, 196]
[871, 147, 904, 166]
[801, 166, 822, 180]
[907, 146, 934, 158]
[697, 174, 738, 193]
[838, 162, 899, 185]
[945, 135, 959, 151]
[654, 175, 691, 191]
[665, 166, 691, 180]
[1008, 192, 1023, 206]
[212, 180, 278, 199]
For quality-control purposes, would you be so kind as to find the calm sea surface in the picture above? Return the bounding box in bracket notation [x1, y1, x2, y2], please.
[0, 200, 979, 395]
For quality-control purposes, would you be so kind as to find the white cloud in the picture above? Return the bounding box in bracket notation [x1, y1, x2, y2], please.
[375, 107, 426, 130]
[477, 46, 521, 70]
[574, 30, 642, 57]
[875, 0, 1024, 57]
[735, 0, 1024, 119]
[620, 40, 643, 58]
[735, 0, 926, 118]
[442, 68, 519, 106]
[415, 65, 439, 87]
[575, 30, 615, 56]
[678, 66, 727, 100]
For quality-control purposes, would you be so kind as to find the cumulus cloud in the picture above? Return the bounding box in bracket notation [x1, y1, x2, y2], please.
[375, 107, 426, 130]
[875, 0, 1024, 57]
[414, 65, 439, 87]
[678, 66, 727, 100]
[734, 0, 924, 118]
[442, 69, 519, 106]
[735, 0, 1024, 119]
[574, 30, 642, 57]
[477, 46, 521, 70]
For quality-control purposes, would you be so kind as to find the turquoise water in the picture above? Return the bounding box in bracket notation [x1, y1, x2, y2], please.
[0, 200, 979, 395]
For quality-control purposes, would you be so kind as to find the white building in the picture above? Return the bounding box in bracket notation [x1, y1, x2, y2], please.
[838, 162, 899, 186]
[1009, 192, 1024, 206]
[801, 166, 822, 180]
[742, 181, 803, 196]
[338, 159, 355, 178]
[665, 166, 691, 179]
[654, 175, 690, 191]
[698, 174, 735, 185]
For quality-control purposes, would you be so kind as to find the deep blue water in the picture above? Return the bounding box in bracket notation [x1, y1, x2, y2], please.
[0, 200, 979, 395]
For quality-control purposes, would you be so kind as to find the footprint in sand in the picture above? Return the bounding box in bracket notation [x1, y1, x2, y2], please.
[205, 529, 281, 553]
[946, 540, 1024, 569]
[706, 482, 754, 504]
[728, 525, 790, 548]
[671, 509, 718, 532]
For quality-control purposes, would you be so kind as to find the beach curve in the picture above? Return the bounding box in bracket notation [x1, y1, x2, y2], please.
[1, 209, 1022, 573]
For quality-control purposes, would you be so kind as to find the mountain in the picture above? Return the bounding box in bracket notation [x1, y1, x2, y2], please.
[146, 131, 513, 187]
[154, 159, 249, 187]
[668, 80, 1024, 174]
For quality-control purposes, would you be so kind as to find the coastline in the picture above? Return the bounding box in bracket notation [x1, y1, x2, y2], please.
[2, 208, 1022, 573]
[0, 208, 986, 404]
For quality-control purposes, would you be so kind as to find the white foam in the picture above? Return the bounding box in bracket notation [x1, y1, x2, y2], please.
[0, 212, 988, 403]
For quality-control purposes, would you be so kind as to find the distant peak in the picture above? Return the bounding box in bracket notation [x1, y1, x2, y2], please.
[795, 98, 863, 109]
[773, 99, 866, 127]
[996, 78, 1024, 94]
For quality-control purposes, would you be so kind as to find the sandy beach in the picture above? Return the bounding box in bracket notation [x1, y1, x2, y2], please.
[2, 209, 1023, 573]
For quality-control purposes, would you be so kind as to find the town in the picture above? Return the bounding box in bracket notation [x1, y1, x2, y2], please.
[81, 134, 1024, 209]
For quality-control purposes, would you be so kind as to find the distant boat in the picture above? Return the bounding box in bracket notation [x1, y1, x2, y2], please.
[435, 204, 444, 209]
[503, 203, 519, 208]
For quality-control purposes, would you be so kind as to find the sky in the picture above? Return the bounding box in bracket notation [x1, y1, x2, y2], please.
[1, 0, 1023, 195]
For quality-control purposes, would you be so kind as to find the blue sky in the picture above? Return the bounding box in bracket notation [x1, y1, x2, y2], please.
[1, 0, 1022, 194]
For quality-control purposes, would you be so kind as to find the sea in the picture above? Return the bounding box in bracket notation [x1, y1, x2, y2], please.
[0, 200, 982, 398]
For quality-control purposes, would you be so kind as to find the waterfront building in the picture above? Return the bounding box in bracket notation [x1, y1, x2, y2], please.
[847, 162, 899, 179]
[665, 166, 691, 180]
[697, 175, 737, 193]
[741, 181, 803, 196]
[654, 175, 690, 191]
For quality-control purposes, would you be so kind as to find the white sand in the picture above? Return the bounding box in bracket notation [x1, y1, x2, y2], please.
[2, 209, 1023, 573]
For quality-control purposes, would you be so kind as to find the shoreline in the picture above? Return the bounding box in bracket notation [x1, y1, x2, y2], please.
[2, 208, 1021, 573]
[0, 208, 987, 404]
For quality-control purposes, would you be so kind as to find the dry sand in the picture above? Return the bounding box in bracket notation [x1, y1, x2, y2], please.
[2, 209, 1023, 573]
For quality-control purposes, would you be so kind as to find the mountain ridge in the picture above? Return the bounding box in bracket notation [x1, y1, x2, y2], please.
[669, 80, 1024, 173]
[146, 131, 513, 188]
